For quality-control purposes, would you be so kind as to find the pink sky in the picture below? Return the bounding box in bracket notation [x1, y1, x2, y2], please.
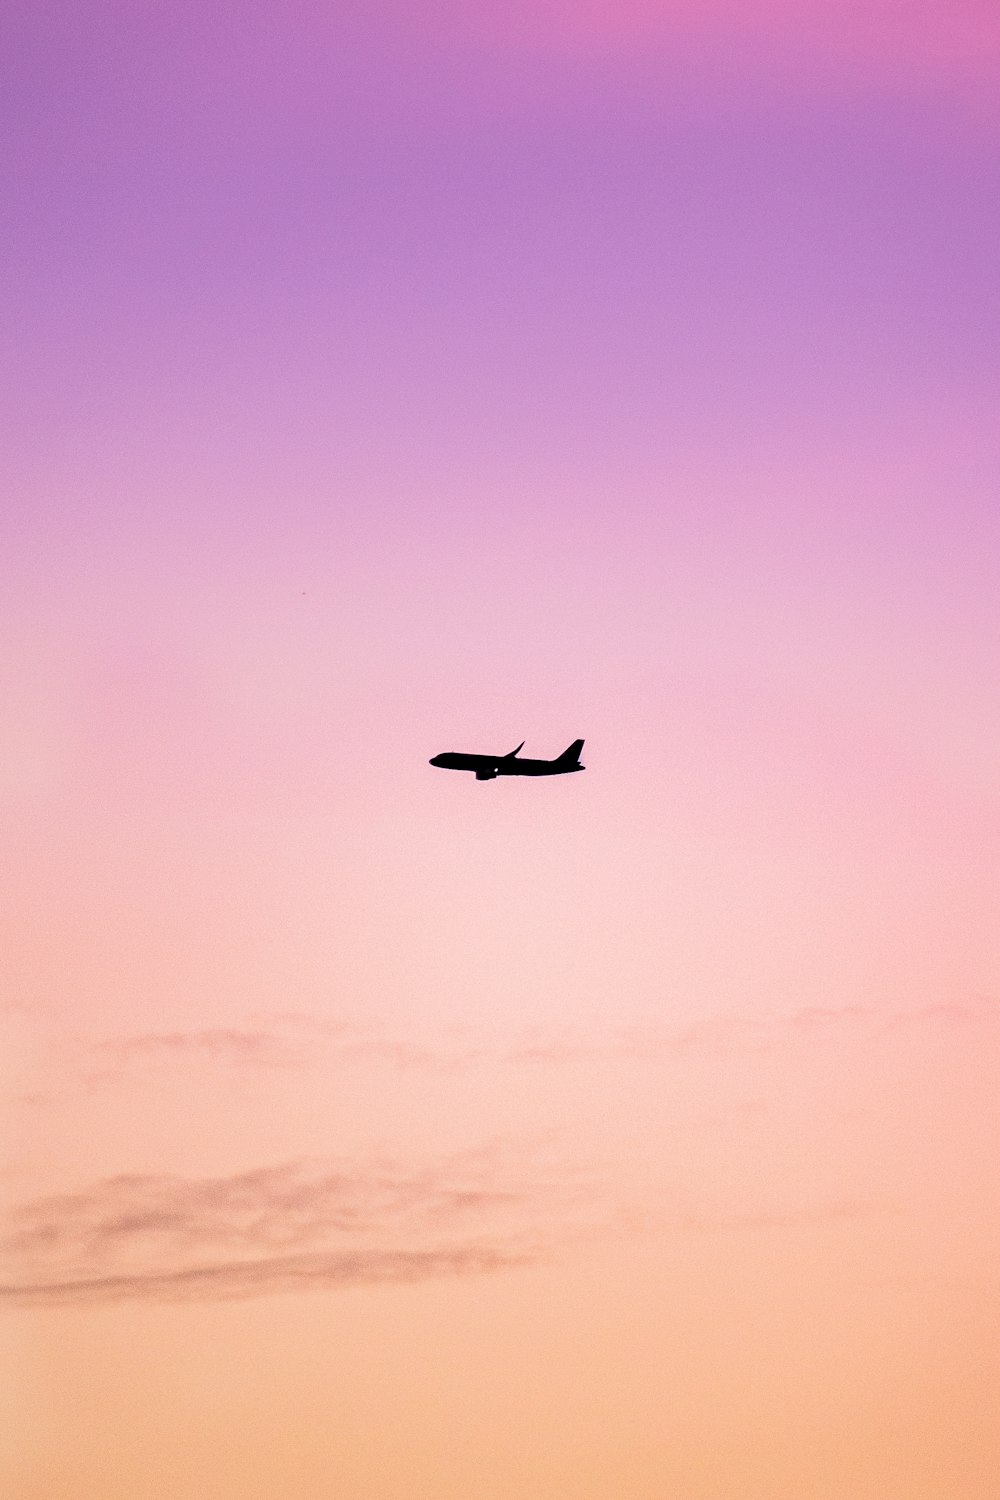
[3, 2, 999, 1496]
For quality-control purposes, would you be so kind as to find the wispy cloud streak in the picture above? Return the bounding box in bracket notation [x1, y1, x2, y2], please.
[69, 997, 999, 1091]
[104, 1028, 298, 1067]
[0, 1245, 531, 1307]
[0, 1148, 567, 1306]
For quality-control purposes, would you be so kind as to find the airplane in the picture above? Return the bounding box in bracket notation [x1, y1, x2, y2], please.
[429, 739, 585, 781]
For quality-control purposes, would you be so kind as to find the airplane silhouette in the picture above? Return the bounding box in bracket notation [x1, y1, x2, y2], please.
[430, 739, 585, 781]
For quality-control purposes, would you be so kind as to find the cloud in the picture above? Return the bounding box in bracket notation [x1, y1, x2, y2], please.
[101, 1028, 297, 1068]
[87, 1019, 490, 1084]
[0, 1150, 896, 1307]
[0, 1245, 531, 1307]
[0, 1149, 560, 1307]
[23, 997, 996, 1116]
[103, 996, 997, 1063]
[64, 1026, 304, 1098]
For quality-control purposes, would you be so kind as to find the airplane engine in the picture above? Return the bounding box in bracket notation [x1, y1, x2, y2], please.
[475, 769, 497, 780]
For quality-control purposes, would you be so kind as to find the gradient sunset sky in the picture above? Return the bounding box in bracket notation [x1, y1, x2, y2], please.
[3, 3, 999, 1496]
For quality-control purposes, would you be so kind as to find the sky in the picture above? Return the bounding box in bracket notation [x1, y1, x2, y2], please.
[2, 2, 999, 1496]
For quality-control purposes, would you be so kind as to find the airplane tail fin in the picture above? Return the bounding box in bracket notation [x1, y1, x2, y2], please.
[555, 739, 584, 765]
